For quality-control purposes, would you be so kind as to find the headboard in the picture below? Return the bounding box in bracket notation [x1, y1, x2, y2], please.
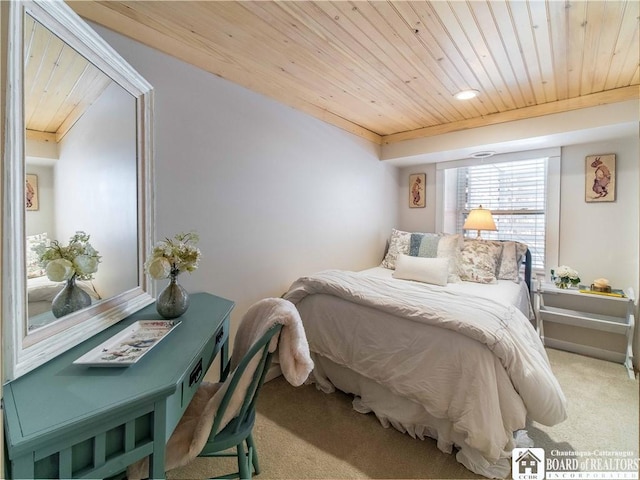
[523, 248, 533, 293]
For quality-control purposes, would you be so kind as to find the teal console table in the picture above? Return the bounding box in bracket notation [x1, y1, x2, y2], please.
[3, 292, 234, 479]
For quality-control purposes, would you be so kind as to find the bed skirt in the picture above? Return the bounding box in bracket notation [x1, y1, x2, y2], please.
[309, 353, 534, 479]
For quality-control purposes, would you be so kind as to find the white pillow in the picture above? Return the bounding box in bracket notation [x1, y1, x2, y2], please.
[393, 254, 449, 286]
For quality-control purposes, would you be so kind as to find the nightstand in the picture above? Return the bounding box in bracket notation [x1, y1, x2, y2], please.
[534, 283, 635, 379]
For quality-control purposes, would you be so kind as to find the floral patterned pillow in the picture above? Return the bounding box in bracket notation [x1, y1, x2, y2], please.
[496, 241, 529, 282]
[381, 229, 411, 269]
[458, 240, 503, 284]
[26, 233, 48, 278]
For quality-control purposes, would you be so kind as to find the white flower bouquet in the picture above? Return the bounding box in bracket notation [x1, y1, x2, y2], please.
[35, 231, 101, 282]
[551, 265, 580, 289]
[145, 232, 201, 280]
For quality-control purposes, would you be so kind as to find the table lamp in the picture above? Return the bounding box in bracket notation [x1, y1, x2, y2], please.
[463, 205, 497, 238]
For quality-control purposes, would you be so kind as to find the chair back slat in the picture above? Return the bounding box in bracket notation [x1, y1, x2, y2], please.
[233, 345, 270, 428]
[210, 324, 282, 438]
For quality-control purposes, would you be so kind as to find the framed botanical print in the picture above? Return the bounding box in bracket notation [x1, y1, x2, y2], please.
[585, 154, 615, 203]
[26, 174, 39, 211]
[409, 173, 426, 208]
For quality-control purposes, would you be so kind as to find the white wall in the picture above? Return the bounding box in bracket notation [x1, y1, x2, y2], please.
[57, 82, 138, 299]
[382, 100, 637, 166]
[92, 25, 399, 358]
[558, 138, 638, 294]
[24, 164, 55, 237]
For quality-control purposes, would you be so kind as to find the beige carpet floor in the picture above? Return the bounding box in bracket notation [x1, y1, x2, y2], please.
[167, 348, 639, 479]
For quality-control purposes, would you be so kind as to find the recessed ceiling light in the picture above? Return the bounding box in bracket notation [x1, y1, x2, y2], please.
[470, 151, 496, 159]
[454, 89, 480, 100]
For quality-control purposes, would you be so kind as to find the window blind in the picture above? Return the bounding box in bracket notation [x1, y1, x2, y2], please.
[456, 158, 547, 269]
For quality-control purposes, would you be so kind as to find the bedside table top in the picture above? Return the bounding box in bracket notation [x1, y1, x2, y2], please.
[539, 282, 634, 302]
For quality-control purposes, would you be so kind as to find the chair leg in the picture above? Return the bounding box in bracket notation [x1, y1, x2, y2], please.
[246, 434, 260, 475]
[236, 442, 251, 479]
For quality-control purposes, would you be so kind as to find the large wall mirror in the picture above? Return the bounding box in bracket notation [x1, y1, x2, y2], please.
[2, 0, 155, 380]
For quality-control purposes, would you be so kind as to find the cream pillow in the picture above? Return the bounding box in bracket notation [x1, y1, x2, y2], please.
[436, 233, 462, 282]
[393, 254, 449, 286]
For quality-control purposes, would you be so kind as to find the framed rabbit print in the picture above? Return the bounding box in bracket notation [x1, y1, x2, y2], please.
[585, 154, 615, 203]
[26, 174, 39, 211]
[409, 173, 426, 208]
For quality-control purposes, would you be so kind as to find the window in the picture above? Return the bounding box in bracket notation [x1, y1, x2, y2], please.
[455, 158, 547, 269]
[437, 148, 561, 273]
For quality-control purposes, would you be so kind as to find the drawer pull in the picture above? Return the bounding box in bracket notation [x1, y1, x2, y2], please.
[215, 327, 224, 344]
[189, 358, 203, 387]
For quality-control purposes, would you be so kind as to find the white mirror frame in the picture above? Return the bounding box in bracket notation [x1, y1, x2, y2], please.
[2, 0, 155, 380]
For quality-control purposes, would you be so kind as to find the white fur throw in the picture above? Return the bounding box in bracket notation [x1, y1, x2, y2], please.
[230, 297, 314, 387]
[127, 298, 313, 480]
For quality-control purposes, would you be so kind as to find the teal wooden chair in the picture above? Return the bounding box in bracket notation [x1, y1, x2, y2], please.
[127, 323, 284, 480]
[127, 296, 312, 480]
[195, 323, 282, 479]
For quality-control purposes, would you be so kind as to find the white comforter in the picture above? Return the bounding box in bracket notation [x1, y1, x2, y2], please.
[284, 269, 567, 473]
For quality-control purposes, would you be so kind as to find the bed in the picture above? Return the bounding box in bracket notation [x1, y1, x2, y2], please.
[283, 231, 567, 478]
[28, 275, 67, 318]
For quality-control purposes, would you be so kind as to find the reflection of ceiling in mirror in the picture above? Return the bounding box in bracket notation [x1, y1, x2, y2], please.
[24, 14, 112, 143]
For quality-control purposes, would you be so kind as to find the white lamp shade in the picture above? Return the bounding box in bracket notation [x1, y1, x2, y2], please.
[463, 206, 497, 233]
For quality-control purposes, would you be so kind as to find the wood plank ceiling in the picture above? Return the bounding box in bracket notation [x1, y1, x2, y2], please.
[69, 0, 639, 145]
[24, 13, 112, 143]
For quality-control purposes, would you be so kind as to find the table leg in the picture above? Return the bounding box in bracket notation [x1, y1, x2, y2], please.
[149, 400, 167, 479]
[9, 455, 35, 480]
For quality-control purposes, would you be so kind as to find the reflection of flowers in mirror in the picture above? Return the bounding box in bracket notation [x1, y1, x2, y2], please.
[145, 232, 201, 280]
[34, 231, 101, 282]
[551, 265, 580, 289]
